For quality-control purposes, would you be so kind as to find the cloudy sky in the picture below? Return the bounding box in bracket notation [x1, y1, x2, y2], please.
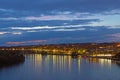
[0, 0, 120, 46]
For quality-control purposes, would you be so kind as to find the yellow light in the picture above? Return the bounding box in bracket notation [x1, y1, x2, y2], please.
[2, 48, 5, 50]
[12, 48, 15, 51]
[117, 44, 120, 47]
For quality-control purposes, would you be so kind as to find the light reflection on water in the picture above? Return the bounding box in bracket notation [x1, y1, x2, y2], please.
[26, 54, 82, 73]
[0, 54, 120, 80]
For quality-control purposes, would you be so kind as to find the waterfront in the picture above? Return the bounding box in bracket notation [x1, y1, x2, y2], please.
[1, 42, 120, 56]
[0, 54, 120, 80]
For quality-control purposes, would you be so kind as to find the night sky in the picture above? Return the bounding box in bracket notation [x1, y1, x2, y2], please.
[0, 0, 120, 46]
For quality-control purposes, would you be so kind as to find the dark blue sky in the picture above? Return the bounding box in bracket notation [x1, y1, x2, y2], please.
[0, 0, 120, 46]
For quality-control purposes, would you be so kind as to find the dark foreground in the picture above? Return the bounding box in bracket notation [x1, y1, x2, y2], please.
[0, 50, 25, 67]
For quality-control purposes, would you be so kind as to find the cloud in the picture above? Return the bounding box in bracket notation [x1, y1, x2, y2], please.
[24, 12, 92, 21]
[0, 0, 120, 45]
[1, 9, 120, 29]
[104, 9, 120, 15]
[25, 15, 75, 21]
[0, 17, 18, 21]
[6, 40, 47, 45]
[6, 42, 25, 45]
[0, 12, 94, 21]
[0, 32, 8, 35]
[27, 30, 38, 33]
[2, 25, 118, 34]
[0, 0, 120, 13]
[11, 26, 55, 30]
[110, 33, 120, 37]
[53, 28, 85, 31]
[0, 26, 120, 46]
[106, 33, 120, 42]
[12, 32, 22, 35]
[10, 25, 91, 32]
[0, 8, 14, 12]
[0, 10, 119, 28]
[0, 31, 22, 35]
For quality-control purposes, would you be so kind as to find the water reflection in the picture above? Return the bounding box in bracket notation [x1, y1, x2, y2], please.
[85, 58, 112, 66]
[0, 54, 120, 80]
[25, 54, 82, 73]
[25, 54, 114, 73]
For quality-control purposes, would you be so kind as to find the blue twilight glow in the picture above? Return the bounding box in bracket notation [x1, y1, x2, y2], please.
[0, 0, 120, 46]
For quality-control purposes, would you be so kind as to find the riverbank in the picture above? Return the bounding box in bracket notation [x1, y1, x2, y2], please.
[112, 53, 120, 65]
[0, 50, 25, 67]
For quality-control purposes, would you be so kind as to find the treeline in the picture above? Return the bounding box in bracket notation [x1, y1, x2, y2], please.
[0, 50, 25, 67]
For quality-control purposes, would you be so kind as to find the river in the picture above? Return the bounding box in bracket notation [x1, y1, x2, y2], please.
[0, 54, 120, 80]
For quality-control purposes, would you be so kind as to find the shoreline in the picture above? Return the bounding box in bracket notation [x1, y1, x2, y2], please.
[0, 49, 119, 67]
[0, 50, 25, 67]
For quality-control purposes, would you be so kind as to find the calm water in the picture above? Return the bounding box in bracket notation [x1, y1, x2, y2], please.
[0, 54, 120, 80]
